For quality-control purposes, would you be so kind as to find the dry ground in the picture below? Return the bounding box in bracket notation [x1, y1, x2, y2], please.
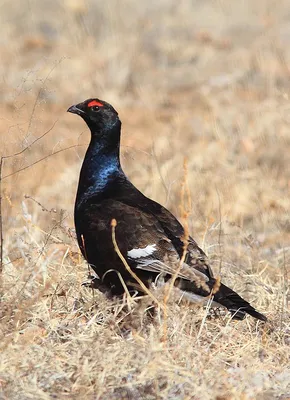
[0, 1, 289, 399]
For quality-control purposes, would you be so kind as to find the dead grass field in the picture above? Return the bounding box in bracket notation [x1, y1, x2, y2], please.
[0, 1, 289, 399]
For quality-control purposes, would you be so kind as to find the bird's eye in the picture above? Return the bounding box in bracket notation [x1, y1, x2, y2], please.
[91, 106, 100, 112]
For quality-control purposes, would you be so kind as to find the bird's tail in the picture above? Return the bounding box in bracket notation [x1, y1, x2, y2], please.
[213, 283, 267, 321]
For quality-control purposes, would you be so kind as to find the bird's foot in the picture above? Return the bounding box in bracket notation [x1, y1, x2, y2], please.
[82, 274, 108, 293]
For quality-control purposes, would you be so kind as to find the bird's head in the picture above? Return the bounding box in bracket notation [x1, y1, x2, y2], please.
[67, 98, 120, 133]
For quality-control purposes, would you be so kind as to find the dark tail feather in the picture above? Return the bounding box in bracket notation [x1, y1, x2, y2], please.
[214, 283, 267, 322]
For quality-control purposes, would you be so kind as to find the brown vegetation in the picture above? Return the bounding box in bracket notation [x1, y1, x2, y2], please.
[0, 1, 289, 398]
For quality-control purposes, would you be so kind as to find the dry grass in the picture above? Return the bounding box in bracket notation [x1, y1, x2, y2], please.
[0, 1, 290, 398]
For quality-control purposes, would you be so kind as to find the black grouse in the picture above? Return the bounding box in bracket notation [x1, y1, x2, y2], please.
[68, 98, 267, 322]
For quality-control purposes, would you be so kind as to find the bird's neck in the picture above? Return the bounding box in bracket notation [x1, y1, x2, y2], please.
[76, 124, 122, 206]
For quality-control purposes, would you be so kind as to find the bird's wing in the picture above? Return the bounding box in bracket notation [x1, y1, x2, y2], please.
[115, 179, 215, 279]
[80, 197, 210, 288]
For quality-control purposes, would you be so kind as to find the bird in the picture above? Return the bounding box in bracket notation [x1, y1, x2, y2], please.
[67, 98, 267, 322]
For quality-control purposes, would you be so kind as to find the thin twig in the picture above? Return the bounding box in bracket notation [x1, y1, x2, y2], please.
[2, 144, 84, 180]
[23, 58, 64, 143]
[0, 121, 58, 273]
[215, 186, 223, 276]
[151, 142, 169, 202]
[24, 195, 57, 213]
[17, 213, 68, 296]
[165, 159, 190, 298]
[111, 218, 165, 311]
[0, 157, 3, 275]
[2, 121, 58, 160]
[162, 158, 191, 341]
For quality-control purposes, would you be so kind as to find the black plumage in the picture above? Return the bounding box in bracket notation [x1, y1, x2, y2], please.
[68, 98, 267, 322]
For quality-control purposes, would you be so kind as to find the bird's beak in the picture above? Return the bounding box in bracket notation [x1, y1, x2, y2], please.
[67, 104, 85, 116]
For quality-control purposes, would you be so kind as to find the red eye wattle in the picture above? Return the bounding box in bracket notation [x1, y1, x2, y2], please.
[88, 100, 103, 108]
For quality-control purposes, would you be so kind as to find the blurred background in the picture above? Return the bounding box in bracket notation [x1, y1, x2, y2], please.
[1, 1, 290, 398]
[1, 0, 290, 295]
